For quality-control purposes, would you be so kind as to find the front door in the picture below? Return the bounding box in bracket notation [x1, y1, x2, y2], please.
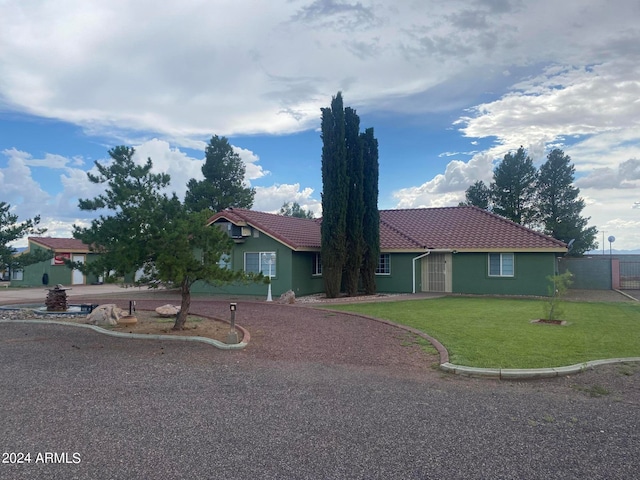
[421, 253, 452, 293]
[72, 255, 85, 285]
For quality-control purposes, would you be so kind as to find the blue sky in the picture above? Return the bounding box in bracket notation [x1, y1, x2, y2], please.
[1, 0, 639, 250]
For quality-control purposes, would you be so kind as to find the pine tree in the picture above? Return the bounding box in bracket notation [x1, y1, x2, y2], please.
[74, 146, 253, 330]
[536, 149, 597, 255]
[185, 135, 255, 213]
[320, 93, 348, 298]
[360, 128, 379, 295]
[0, 202, 50, 276]
[460, 180, 490, 210]
[490, 147, 537, 225]
[279, 202, 314, 218]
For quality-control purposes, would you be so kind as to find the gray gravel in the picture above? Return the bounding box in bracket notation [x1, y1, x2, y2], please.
[1, 320, 639, 480]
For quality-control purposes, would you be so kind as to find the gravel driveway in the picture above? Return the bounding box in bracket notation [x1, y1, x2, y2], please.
[1, 291, 639, 479]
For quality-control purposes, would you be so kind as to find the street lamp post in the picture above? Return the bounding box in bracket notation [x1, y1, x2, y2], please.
[264, 252, 275, 302]
[227, 303, 238, 344]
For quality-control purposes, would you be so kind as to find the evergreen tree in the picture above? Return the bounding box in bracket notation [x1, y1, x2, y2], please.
[490, 147, 537, 225]
[536, 149, 598, 255]
[460, 180, 490, 210]
[343, 107, 365, 296]
[0, 202, 50, 276]
[360, 127, 379, 295]
[185, 135, 255, 213]
[74, 146, 253, 330]
[320, 93, 348, 298]
[279, 202, 314, 218]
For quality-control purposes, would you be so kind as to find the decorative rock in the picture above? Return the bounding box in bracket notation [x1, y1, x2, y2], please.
[117, 315, 138, 326]
[155, 304, 180, 317]
[86, 304, 128, 326]
[278, 290, 296, 304]
[45, 284, 71, 311]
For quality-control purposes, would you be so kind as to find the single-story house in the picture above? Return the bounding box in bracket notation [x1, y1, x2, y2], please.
[194, 206, 567, 297]
[10, 237, 102, 287]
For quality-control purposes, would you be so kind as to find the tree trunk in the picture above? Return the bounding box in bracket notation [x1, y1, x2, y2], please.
[172, 277, 191, 330]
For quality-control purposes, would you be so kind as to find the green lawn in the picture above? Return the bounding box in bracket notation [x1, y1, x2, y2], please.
[326, 297, 640, 369]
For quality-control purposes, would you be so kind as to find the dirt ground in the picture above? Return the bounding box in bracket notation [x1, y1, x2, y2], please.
[70, 309, 234, 343]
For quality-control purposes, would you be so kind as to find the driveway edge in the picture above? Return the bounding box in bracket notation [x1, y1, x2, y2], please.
[441, 358, 640, 379]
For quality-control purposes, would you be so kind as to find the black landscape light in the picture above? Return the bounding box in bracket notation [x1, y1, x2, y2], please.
[227, 303, 238, 344]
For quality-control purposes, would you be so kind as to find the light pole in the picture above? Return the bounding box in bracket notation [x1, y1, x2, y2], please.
[264, 252, 275, 302]
[227, 303, 238, 344]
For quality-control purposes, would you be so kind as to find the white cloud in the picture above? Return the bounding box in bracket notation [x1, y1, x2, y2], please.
[580, 187, 640, 251]
[131, 139, 202, 200]
[2, 1, 639, 144]
[2, 140, 309, 246]
[254, 184, 320, 216]
[0, 149, 54, 216]
[576, 158, 640, 190]
[233, 146, 269, 184]
[456, 61, 640, 161]
[393, 153, 493, 207]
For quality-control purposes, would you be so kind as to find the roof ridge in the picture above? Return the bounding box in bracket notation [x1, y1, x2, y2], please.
[467, 206, 567, 247]
[379, 206, 459, 213]
[379, 215, 425, 249]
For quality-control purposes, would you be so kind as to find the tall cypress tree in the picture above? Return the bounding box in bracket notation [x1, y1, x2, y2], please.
[343, 107, 365, 296]
[360, 128, 379, 295]
[320, 93, 348, 298]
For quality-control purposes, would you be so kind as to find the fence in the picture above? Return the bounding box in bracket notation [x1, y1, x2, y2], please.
[558, 254, 640, 290]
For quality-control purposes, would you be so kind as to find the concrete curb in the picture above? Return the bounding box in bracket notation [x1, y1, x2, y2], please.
[441, 358, 640, 379]
[614, 289, 639, 302]
[0, 319, 249, 350]
[320, 307, 640, 380]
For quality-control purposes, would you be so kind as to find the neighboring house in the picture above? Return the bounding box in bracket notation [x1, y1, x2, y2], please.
[10, 237, 101, 287]
[195, 206, 567, 298]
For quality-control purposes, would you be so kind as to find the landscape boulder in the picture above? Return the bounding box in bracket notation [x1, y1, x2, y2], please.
[155, 304, 180, 317]
[86, 304, 128, 326]
[278, 290, 296, 304]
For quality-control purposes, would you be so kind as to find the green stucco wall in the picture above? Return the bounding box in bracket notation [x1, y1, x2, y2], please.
[452, 252, 557, 296]
[191, 230, 559, 299]
[11, 244, 101, 287]
[191, 231, 297, 298]
[290, 251, 324, 296]
[375, 253, 416, 293]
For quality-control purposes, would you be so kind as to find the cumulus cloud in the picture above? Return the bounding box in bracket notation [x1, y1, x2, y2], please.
[577, 158, 640, 190]
[456, 61, 640, 160]
[232, 147, 270, 184]
[1, 139, 275, 246]
[254, 184, 321, 216]
[2, 1, 638, 145]
[1, 149, 68, 217]
[392, 153, 493, 208]
[131, 139, 202, 200]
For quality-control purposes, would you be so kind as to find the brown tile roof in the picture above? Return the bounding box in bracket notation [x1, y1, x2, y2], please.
[207, 206, 566, 252]
[29, 237, 91, 252]
[379, 206, 567, 251]
[207, 209, 321, 250]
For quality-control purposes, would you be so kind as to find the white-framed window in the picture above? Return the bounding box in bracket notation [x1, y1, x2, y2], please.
[218, 253, 231, 270]
[11, 269, 23, 281]
[312, 253, 322, 276]
[488, 253, 514, 277]
[245, 252, 277, 277]
[375, 253, 390, 275]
